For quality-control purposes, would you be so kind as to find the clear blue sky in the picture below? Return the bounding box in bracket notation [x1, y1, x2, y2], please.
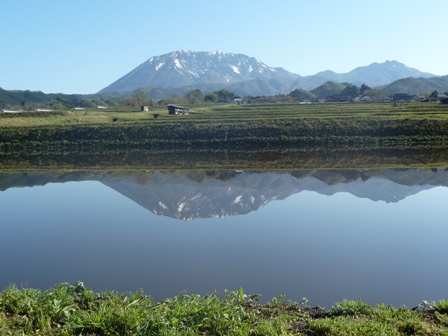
[2, 0, 447, 94]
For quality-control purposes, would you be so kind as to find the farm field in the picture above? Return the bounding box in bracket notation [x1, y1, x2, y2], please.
[2, 102, 448, 127]
[2, 102, 448, 151]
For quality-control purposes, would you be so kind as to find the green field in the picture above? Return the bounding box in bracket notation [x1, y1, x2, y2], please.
[2, 102, 448, 154]
[2, 102, 448, 127]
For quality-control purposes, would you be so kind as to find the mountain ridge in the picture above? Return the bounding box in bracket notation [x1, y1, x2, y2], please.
[99, 50, 301, 96]
[99, 50, 439, 97]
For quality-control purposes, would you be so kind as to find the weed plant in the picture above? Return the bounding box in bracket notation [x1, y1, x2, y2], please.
[1, 282, 448, 335]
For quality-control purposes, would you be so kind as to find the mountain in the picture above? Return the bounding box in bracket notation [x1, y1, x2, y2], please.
[98, 50, 440, 98]
[99, 50, 301, 97]
[312, 60, 436, 88]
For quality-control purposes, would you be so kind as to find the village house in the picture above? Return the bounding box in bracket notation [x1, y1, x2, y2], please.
[141, 105, 149, 112]
[393, 93, 414, 101]
[167, 104, 189, 115]
[325, 95, 352, 102]
[353, 95, 372, 102]
[437, 94, 448, 101]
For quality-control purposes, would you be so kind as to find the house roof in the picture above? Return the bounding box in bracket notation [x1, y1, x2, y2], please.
[167, 104, 188, 109]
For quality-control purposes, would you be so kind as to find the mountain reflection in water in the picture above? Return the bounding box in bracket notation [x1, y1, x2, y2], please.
[1, 168, 448, 308]
[1, 168, 447, 220]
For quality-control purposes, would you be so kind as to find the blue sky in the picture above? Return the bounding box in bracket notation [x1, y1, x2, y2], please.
[2, 0, 447, 94]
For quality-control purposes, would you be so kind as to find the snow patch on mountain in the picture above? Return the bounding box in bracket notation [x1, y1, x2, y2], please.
[229, 64, 240, 74]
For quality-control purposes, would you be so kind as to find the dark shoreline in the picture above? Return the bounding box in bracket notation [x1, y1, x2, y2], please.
[2, 145, 448, 171]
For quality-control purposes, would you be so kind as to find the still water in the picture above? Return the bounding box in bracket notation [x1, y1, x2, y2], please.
[1, 168, 447, 308]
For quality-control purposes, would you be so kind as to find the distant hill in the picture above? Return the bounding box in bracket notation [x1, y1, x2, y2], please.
[312, 60, 436, 88]
[310, 81, 347, 97]
[0, 89, 56, 106]
[379, 75, 448, 96]
[0, 88, 84, 109]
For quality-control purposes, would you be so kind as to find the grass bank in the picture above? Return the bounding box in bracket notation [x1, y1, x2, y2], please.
[2, 103, 448, 150]
[1, 282, 447, 335]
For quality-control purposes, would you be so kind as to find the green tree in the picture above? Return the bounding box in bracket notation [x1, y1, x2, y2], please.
[133, 89, 152, 106]
[186, 89, 204, 104]
[289, 88, 315, 100]
[204, 93, 219, 102]
[311, 81, 346, 96]
[430, 90, 439, 98]
[21, 100, 30, 110]
[161, 94, 187, 105]
[215, 89, 235, 101]
[340, 84, 359, 96]
[360, 84, 371, 95]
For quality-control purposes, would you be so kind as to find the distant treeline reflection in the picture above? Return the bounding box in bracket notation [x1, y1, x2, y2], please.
[1, 145, 448, 171]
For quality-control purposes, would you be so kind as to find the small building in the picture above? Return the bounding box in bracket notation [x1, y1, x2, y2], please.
[361, 95, 372, 102]
[141, 105, 149, 112]
[393, 93, 413, 101]
[437, 94, 448, 101]
[167, 104, 189, 115]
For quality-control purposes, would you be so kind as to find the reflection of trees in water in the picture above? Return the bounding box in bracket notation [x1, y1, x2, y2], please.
[2, 146, 448, 171]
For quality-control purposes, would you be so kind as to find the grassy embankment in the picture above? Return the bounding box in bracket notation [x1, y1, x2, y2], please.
[2, 102, 448, 150]
[2, 102, 448, 170]
[1, 282, 448, 335]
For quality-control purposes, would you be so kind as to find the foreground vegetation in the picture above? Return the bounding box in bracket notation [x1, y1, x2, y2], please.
[1, 282, 448, 335]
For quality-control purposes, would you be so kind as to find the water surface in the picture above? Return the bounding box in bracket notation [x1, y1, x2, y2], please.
[1, 168, 447, 308]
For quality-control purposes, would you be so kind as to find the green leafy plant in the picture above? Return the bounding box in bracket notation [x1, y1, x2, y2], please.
[330, 299, 374, 317]
[433, 299, 448, 314]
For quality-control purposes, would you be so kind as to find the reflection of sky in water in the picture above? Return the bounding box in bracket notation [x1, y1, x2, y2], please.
[1, 180, 448, 309]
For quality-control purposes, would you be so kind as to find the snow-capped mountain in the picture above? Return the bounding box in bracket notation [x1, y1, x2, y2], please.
[99, 50, 300, 95]
[98, 50, 439, 97]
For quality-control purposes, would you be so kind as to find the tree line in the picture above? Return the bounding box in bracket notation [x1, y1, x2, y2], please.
[0, 88, 238, 111]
